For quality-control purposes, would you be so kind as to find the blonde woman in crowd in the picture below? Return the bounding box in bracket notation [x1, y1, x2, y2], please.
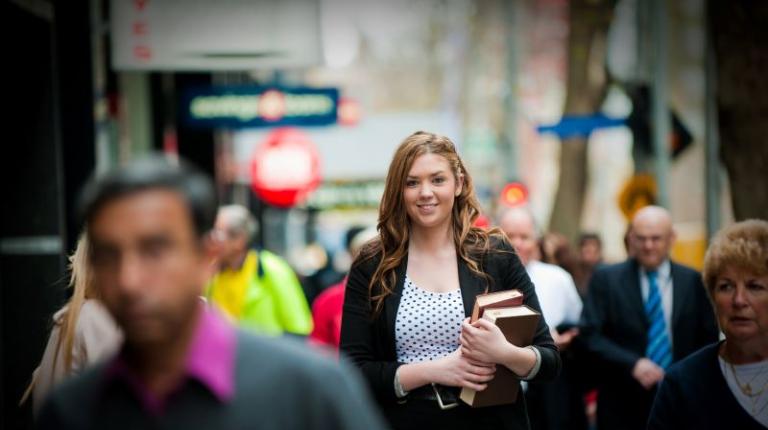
[21, 233, 122, 415]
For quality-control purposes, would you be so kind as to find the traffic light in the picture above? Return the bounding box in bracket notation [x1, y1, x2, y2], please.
[500, 182, 529, 207]
[625, 84, 692, 159]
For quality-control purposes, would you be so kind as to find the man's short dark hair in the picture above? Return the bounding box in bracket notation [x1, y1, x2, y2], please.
[344, 225, 367, 253]
[578, 232, 602, 248]
[78, 154, 217, 238]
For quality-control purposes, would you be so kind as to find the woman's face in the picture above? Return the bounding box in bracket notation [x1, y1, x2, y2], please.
[713, 265, 768, 343]
[403, 153, 462, 232]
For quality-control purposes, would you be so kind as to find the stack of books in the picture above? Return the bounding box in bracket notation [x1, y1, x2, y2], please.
[460, 289, 540, 408]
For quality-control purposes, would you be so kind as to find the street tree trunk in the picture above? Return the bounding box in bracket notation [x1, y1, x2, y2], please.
[710, 1, 768, 221]
[548, 0, 615, 243]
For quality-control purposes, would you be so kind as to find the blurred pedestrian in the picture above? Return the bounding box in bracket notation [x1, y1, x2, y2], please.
[22, 233, 122, 417]
[295, 241, 345, 307]
[500, 208, 582, 350]
[572, 232, 603, 297]
[309, 225, 377, 351]
[578, 233, 603, 267]
[539, 232, 585, 295]
[648, 219, 768, 429]
[38, 155, 387, 430]
[623, 223, 634, 257]
[340, 131, 560, 429]
[499, 207, 585, 430]
[580, 205, 719, 430]
[572, 231, 604, 426]
[539, 232, 575, 271]
[207, 204, 312, 336]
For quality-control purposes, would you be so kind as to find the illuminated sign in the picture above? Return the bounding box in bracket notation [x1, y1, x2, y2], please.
[250, 128, 322, 208]
[306, 180, 385, 209]
[500, 182, 529, 207]
[183, 86, 338, 129]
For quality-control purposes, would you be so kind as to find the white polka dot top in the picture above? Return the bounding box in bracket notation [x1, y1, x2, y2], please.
[395, 275, 465, 363]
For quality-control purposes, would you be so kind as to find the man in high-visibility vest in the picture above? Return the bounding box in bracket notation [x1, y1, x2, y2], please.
[207, 204, 312, 336]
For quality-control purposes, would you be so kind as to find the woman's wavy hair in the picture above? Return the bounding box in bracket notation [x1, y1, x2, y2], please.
[360, 131, 507, 316]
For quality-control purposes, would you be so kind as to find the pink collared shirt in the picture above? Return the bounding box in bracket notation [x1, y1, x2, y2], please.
[104, 305, 237, 416]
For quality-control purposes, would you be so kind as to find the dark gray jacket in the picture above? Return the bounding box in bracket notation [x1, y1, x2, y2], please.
[38, 332, 387, 430]
[580, 258, 719, 430]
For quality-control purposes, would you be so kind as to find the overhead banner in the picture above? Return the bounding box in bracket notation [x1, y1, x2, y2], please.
[110, 0, 322, 71]
[182, 86, 339, 129]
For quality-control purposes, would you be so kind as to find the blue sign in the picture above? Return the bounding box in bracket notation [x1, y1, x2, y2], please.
[536, 113, 626, 139]
[182, 85, 339, 129]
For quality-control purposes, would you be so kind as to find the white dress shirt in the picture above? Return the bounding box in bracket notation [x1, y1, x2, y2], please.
[526, 260, 583, 328]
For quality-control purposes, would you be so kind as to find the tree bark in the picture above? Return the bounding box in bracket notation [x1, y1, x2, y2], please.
[549, 0, 615, 242]
[710, 1, 768, 220]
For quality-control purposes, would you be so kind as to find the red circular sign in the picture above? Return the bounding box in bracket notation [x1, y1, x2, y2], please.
[500, 182, 529, 207]
[250, 128, 322, 208]
[473, 214, 490, 229]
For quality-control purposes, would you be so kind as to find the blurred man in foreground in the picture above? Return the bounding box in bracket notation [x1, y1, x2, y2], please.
[38, 155, 385, 430]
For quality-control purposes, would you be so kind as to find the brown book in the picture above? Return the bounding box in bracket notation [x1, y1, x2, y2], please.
[470, 289, 524, 323]
[460, 305, 541, 408]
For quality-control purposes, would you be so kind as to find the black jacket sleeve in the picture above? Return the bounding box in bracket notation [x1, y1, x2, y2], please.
[647, 369, 684, 429]
[580, 267, 644, 373]
[691, 273, 720, 348]
[339, 255, 402, 403]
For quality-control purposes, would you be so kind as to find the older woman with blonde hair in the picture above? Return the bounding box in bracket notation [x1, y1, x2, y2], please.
[21, 233, 122, 416]
[340, 131, 559, 429]
[648, 219, 768, 429]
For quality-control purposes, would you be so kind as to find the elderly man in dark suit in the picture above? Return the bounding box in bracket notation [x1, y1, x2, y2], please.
[580, 206, 719, 430]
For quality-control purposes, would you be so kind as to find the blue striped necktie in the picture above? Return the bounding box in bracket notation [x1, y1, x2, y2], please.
[645, 270, 672, 369]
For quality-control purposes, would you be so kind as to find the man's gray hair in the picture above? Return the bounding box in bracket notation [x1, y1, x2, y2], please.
[498, 206, 541, 239]
[218, 204, 258, 242]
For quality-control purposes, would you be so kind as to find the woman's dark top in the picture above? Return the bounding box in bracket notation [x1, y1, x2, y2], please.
[648, 341, 765, 430]
[340, 239, 560, 429]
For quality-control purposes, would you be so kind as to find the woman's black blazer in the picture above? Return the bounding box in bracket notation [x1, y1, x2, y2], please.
[340, 238, 561, 407]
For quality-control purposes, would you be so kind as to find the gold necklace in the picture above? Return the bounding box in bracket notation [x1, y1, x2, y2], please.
[728, 360, 768, 397]
[728, 360, 768, 414]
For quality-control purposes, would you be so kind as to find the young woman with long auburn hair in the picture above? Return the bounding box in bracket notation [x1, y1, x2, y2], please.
[340, 131, 560, 429]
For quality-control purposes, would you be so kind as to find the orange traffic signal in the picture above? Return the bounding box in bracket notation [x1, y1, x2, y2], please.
[500, 182, 529, 207]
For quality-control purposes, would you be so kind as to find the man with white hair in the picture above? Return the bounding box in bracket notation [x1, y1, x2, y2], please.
[580, 205, 719, 430]
[499, 208, 582, 346]
[207, 204, 312, 336]
[499, 207, 584, 430]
